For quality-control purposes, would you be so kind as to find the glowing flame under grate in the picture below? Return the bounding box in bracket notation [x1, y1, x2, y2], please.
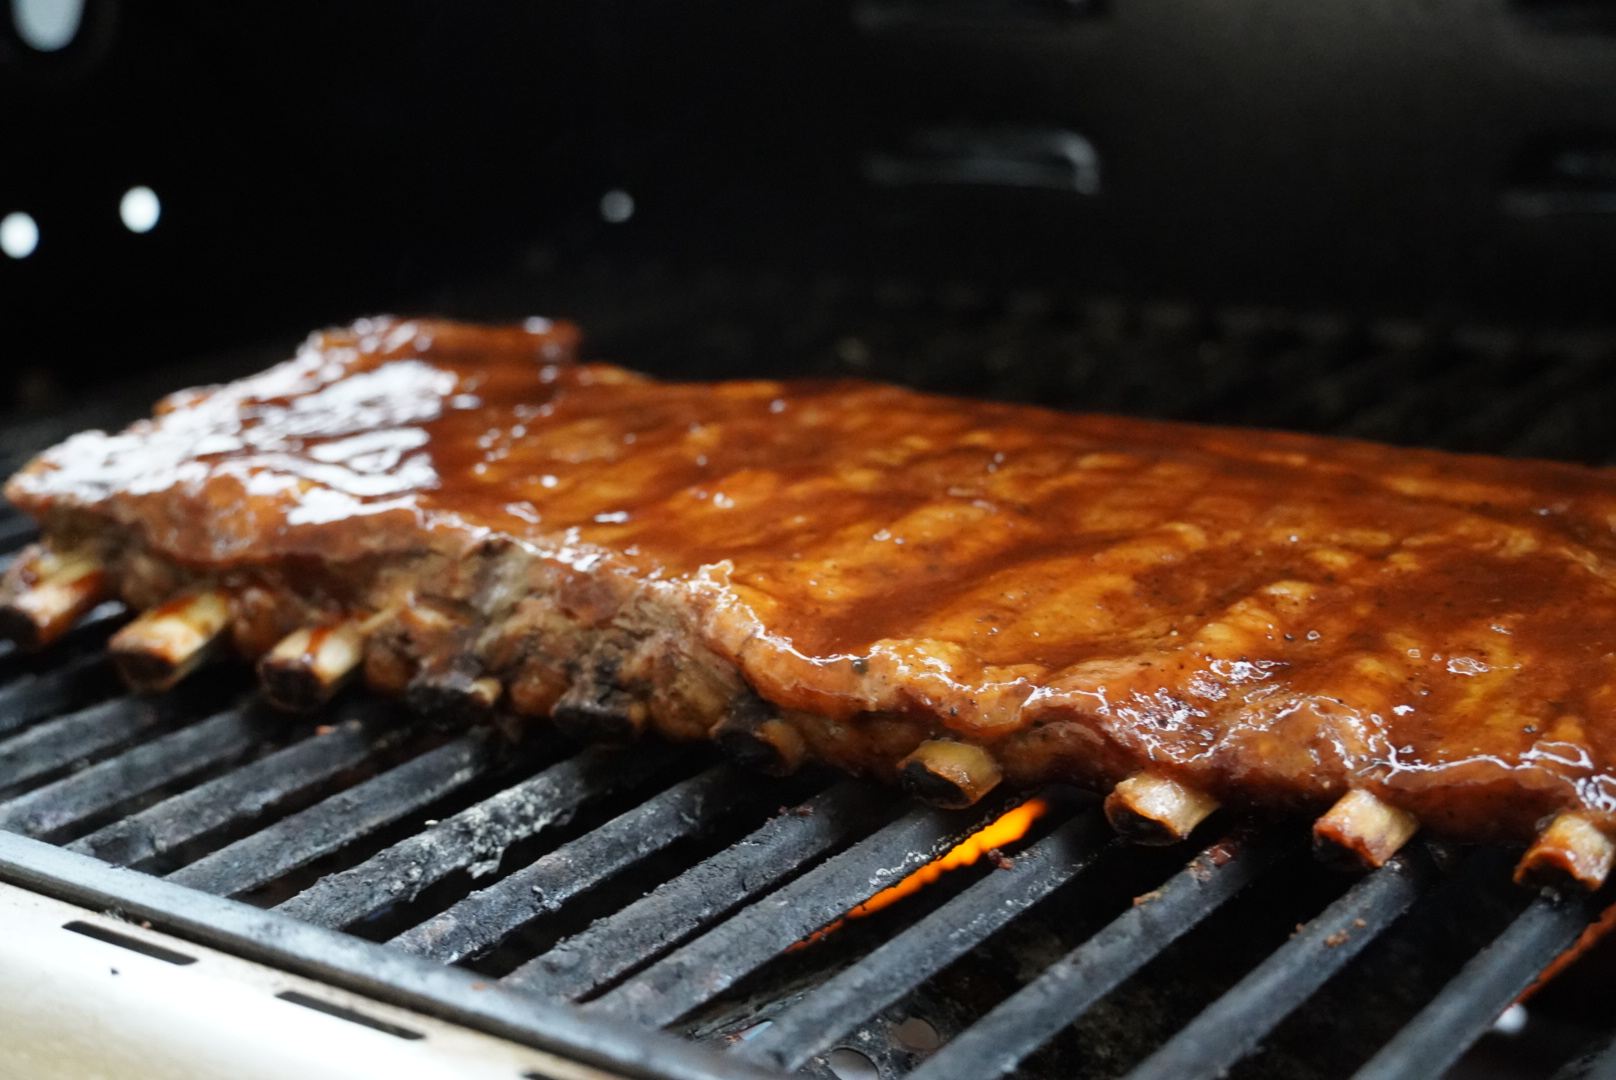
[796, 796, 1050, 949]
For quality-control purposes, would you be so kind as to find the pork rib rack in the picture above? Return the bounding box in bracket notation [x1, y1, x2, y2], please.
[7, 317, 1616, 891]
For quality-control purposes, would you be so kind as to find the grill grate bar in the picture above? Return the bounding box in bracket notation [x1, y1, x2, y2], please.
[1123, 845, 1440, 1080]
[167, 731, 495, 898]
[907, 825, 1297, 1080]
[391, 763, 747, 965]
[0, 695, 177, 793]
[505, 779, 895, 1003]
[1350, 886, 1596, 1080]
[0, 704, 263, 840]
[68, 710, 388, 867]
[0, 652, 118, 737]
[1553, 1031, 1616, 1080]
[277, 742, 670, 931]
[588, 792, 1024, 1030]
[740, 805, 1116, 1071]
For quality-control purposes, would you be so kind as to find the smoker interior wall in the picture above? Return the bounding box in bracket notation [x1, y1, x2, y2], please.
[3, 0, 1616, 400]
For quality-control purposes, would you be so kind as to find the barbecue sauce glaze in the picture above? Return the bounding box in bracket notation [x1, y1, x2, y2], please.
[13, 317, 1616, 842]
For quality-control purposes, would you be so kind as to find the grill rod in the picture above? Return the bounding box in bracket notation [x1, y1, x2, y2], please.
[1123, 844, 1439, 1080]
[906, 824, 1297, 1080]
[1554, 1031, 1616, 1080]
[69, 707, 387, 867]
[737, 804, 1116, 1072]
[276, 741, 674, 930]
[0, 704, 265, 840]
[1352, 886, 1597, 1080]
[589, 792, 1025, 1029]
[0, 694, 184, 794]
[392, 764, 749, 964]
[505, 779, 895, 1002]
[168, 731, 499, 897]
[0, 651, 117, 737]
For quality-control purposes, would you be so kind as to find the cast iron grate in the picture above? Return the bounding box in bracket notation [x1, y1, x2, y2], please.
[3, 280, 1616, 1080]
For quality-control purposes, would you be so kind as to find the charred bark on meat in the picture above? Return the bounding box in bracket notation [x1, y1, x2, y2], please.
[406, 660, 504, 728]
[551, 653, 648, 744]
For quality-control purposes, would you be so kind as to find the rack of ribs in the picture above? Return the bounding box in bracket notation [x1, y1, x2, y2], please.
[7, 316, 1616, 890]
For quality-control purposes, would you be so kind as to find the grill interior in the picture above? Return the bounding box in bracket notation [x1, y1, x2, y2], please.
[2, 266, 1616, 1080]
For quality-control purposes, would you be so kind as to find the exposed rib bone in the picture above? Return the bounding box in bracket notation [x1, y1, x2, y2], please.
[109, 589, 231, 692]
[404, 664, 503, 726]
[1312, 788, 1420, 870]
[1104, 773, 1221, 845]
[551, 663, 646, 744]
[710, 690, 806, 776]
[0, 544, 109, 649]
[897, 739, 1003, 809]
[1515, 811, 1616, 892]
[258, 621, 368, 712]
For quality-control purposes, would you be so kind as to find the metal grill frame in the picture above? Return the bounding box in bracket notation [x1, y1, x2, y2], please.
[0, 829, 779, 1080]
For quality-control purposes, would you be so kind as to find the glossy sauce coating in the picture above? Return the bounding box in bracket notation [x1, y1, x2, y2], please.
[13, 317, 1616, 841]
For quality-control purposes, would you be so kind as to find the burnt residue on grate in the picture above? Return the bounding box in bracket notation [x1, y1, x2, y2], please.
[3, 287, 1616, 1080]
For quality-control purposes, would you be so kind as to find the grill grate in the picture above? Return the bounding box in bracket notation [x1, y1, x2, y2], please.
[1353, 891, 1595, 1080]
[397, 764, 751, 966]
[505, 779, 895, 1003]
[904, 827, 1298, 1080]
[1124, 847, 1439, 1080]
[3, 279, 1616, 1079]
[276, 741, 673, 930]
[584, 792, 1029, 1032]
[68, 709, 383, 867]
[0, 703, 267, 841]
[166, 729, 502, 898]
[736, 808, 1116, 1072]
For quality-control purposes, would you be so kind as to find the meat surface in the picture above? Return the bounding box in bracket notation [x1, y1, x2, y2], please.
[10, 317, 1616, 877]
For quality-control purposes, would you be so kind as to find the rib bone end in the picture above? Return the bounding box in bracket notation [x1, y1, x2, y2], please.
[1312, 789, 1420, 870]
[0, 545, 109, 649]
[711, 692, 807, 776]
[405, 666, 504, 727]
[109, 589, 231, 692]
[1515, 812, 1616, 892]
[1105, 773, 1221, 845]
[898, 739, 1002, 809]
[258, 621, 367, 712]
[551, 679, 647, 744]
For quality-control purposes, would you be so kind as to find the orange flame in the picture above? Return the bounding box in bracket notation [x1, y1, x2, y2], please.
[795, 797, 1049, 949]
